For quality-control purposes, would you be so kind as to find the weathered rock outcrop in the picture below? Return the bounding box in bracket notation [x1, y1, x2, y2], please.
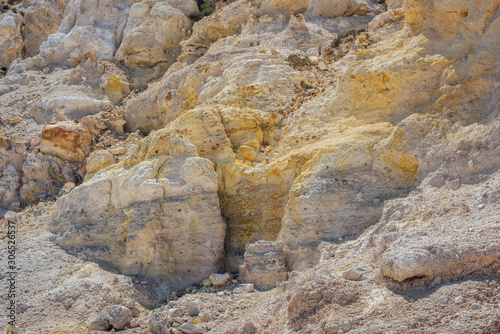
[49, 128, 226, 288]
[0, 12, 23, 68]
[21, 0, 70, 57]
[0, 136, 82, 210]
[17, 0, 196, 86]
[115, 0, 196, 87]
[239, 240, 287, 290]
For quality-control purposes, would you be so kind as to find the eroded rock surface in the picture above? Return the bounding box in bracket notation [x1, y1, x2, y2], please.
[239, 240, 287, 290]
[40, 121, 91, 162]
[49, 128, 226, 288]
[1, 0, 500, 332]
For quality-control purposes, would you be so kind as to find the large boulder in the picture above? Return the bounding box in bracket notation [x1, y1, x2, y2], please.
[49, 128, 226, 288]
[40, 121, 92, 162]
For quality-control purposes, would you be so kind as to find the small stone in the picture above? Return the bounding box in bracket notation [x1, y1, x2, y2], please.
[89, 313, 112, 331]
[318, 61, 327, 71]
[209, 273, 230, 287]
[478, 204, 485, 209]
[201, 312, 216, 322]
[454, 296, 465, 303]
[130, 318, 140, 327]
[242, 283, 254, 292]
[107, 305, 133, 330]
[470, 303, 481, 310]
[110, 146, 127, 155]
[438, 296, 447, 304]
[149, 312, 169, 334]
[231, 279, 238, 284]
[61, 182, 76, 194]
[202, 279, 211, 287]
[128, 306, 140, 318]
[243, 321, 257, 334]
[140, 280, 148, 285]
[179, 323, 206, 333]
[9, 117, 21, 125]
[342, 265, 371, 281]
[186, 301, 201, 317]
[169, 308, 184, 318]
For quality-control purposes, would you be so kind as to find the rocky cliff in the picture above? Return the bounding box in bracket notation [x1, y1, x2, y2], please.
[0, 0, 499, 332]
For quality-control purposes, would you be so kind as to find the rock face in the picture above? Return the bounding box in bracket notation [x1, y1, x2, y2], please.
[1, 0, 500, 332]
[0, 136, 81, 210]
[40, 121, 91, 162]
[21, 0, 196, 86]
[0, 12, 23, 68]
[21, 0, 69, 57]
[49, 128, 226, 288]
[115, 0, 195, 87]
[239, 241, 287, 290]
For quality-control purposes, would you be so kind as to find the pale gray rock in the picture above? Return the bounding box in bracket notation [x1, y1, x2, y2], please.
[107, 305, 133, 330]
[186, 301, 200, 317]
[149, 312, 171, 334]
[49, 129, 226, 288]
[179, 323, 205, 334]
[380, 231, 500, 282]
[342, 265, 372, 281]
[20, 152, 81, 205]
[209, 273, 230, 287]
[29, 95, 112, 125]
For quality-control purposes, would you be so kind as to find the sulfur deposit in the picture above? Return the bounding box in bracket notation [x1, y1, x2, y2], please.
[0, 0, 499, 333]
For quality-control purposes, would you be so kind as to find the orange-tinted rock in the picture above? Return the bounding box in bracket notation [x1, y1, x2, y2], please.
[40, 121, 91, 162]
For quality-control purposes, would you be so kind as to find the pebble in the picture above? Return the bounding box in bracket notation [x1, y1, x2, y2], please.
[242, 283, 254, 292]
[110, 147, 127, 155]
[318, 61, 327, 71]
[140, 281, 148, 285]
[470, 303, 481, 310]
[130, 318, 140, 327]
[9, 117, 21, 125]
[186, 301, 201, 317]
[179, 323, 206, 333]
[454, 296, 465, 303]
